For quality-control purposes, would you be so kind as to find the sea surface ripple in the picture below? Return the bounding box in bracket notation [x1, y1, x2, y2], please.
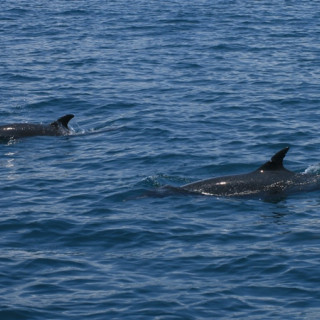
[1, 1, 320, 319]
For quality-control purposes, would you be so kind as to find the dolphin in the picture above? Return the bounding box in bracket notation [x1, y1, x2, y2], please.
[181, 147, 320, 198]
[0, 114, 74, 140]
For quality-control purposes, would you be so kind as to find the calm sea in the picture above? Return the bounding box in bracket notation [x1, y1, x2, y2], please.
[1, 1, 320, 319]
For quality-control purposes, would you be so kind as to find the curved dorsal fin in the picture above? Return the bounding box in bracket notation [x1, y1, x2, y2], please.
[257, 147, 290, 171]
[51, 114, 74, 129]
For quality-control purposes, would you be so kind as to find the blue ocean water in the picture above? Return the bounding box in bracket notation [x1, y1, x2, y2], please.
[1, 0, 320, 319]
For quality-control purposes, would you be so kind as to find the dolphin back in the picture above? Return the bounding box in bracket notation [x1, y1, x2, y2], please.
[0, 114, 75, 140]
[256, 147, 290, 172]
[181, 147, 296, 197]
[51, 114, 74, 130]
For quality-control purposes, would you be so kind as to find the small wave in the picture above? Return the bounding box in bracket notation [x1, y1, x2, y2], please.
[106, 175, 193, 202]
[303, 164, 320, 174]
[139, 174, 190, 189]
[68, 125, 122, 137]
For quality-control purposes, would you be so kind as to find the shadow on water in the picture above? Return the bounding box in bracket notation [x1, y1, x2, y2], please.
[106, 185, 196, 203]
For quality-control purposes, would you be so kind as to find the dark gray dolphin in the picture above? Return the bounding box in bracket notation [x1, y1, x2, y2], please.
[181, 147, 320, 198]
[0, 114, 74, 140]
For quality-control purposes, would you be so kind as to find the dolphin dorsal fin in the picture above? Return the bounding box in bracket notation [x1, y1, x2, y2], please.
[51, 114, 74, 129]
[257, 147, 290, 171]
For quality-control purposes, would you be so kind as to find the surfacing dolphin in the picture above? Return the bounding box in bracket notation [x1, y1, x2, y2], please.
[181, 147, 320, 198]
[0, 114, 74, 140]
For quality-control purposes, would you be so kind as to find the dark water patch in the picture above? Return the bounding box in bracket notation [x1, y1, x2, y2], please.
[0, 309, 46, 320]
[58, 9, 91, 16]
[2, 73, 44, 82]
